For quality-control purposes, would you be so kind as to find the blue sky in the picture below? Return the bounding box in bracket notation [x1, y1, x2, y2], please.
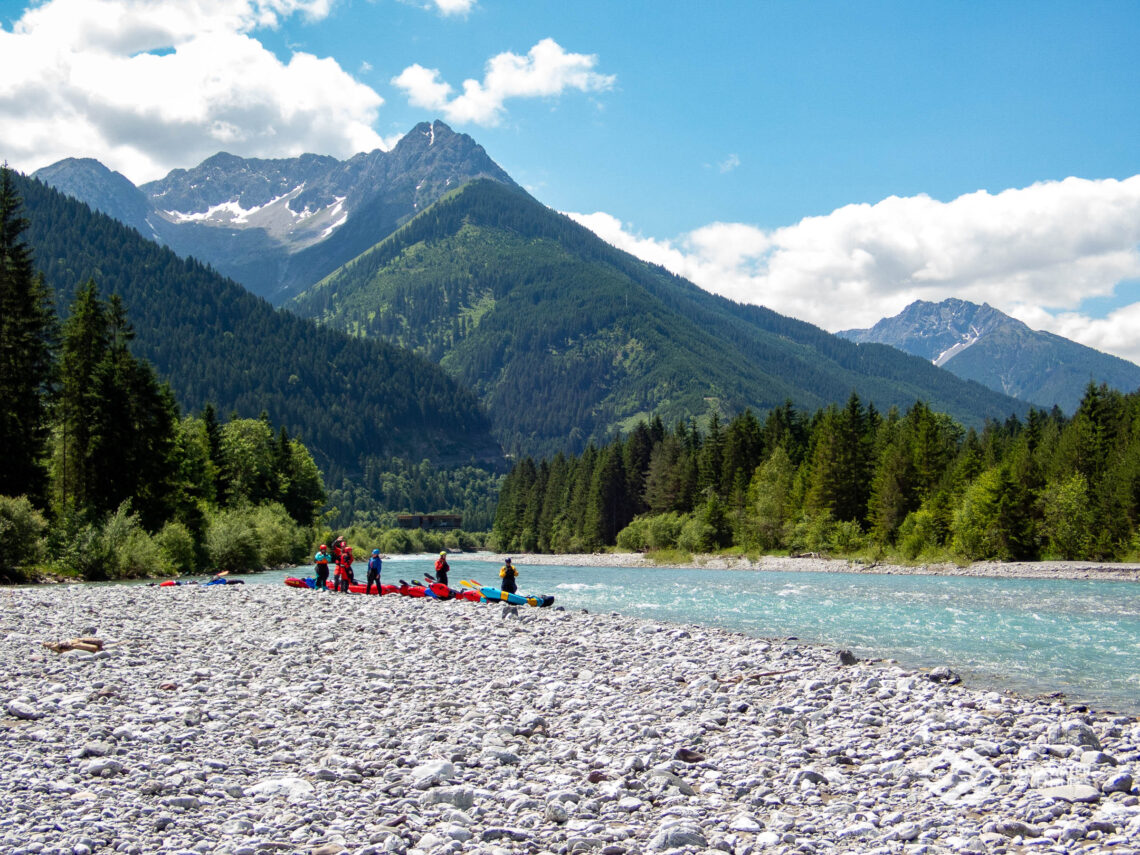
[2, 0, 1139, 363]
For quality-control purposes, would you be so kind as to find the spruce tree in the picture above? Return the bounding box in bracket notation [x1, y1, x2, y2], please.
[55, 280, 109, 516]
[0, 166, 56, 506]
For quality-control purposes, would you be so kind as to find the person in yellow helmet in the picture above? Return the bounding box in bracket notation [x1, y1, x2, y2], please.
[434, 551, 450, 587]
[499, 556, 517, 594]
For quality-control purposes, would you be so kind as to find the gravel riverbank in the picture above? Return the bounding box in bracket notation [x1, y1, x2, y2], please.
[2, 584, 1138, 855]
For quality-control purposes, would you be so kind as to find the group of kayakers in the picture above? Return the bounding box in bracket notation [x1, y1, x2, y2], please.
[309, 537, 520, 595]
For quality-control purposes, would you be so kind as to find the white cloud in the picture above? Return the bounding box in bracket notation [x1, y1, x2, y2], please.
[718, 153, 740, 174]
[392, 37, 614, 126]
[566, 175, 1140, 365]
[0, 0, 387, 182]
[430, 0, 476, 15]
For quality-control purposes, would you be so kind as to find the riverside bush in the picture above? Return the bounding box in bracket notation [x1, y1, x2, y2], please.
[249, 503, 310, 567]
[321, 524, 483, 556]
[677, 516, 716, 553]
[0, 495, 47, 579]
[616, 512, 687, 552]
[155, 521, 196, 575]
[205, 508, 261, 571]
[116, 528, 171, 578]
[897, 507, 941, 560]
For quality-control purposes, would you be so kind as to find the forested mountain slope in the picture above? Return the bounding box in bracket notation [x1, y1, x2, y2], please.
[289, 180, 1028, 457]
[12, 171, 504, 489]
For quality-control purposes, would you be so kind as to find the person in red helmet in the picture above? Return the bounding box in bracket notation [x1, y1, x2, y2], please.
[313, 544, 331, 591]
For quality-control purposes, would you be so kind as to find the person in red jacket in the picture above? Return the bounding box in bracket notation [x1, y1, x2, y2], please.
[434, 551, 450, 587]
[334, 545, 354, 593]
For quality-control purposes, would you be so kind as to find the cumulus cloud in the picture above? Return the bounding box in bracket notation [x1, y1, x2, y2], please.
[0, 0, 386, 182]
[430, 0, 476, 15]
[566, 175, 1140, 365]
[392, 37, 614, 126]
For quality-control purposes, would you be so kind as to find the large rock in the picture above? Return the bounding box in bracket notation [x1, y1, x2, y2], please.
[1038, 784, 1101, 803]
[1047, 720, 1101, 750]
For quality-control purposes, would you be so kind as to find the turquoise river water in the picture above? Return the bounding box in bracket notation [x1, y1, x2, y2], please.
[248, 556, 1139, 715]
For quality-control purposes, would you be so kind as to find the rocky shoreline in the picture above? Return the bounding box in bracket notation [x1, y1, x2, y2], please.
[2, 584, 1138, 854]
[468, 553, 1140, 583]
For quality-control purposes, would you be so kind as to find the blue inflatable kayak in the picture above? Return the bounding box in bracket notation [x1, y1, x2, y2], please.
[463, 579, 554, 607]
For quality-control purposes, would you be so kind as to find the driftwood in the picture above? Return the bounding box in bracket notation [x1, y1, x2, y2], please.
[42, 637, 104, 654]
[716, 667, 803, 683]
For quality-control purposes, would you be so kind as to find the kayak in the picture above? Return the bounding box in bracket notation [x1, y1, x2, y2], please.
[283, 576, 482, 603]
[424, 580, 454, 600]
[423, 572, 482, 602]
[158, 578, 245, 587]
[397, 580, 427, 598]
[462, 579, 554, 608]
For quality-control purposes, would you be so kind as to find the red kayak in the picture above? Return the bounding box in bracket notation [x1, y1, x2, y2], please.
[397, 580, 427, 597]
[324, 580, 399, 595]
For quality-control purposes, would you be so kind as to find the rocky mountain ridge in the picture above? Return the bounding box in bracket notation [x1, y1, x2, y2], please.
[839, 298, 1140, 411]
[33, 121, 517, 302]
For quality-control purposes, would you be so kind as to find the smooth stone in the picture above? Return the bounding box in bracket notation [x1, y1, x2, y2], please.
[1038, 784, 1101, 803]
[411, 760, 456, 789]
[6, 700, 42, 720]
[1101, 772, 1133, 794]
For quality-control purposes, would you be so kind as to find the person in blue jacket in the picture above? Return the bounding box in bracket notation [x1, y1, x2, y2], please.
[366, 549, 386, 595]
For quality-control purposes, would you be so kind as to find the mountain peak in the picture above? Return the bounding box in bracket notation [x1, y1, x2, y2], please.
[838, 298, 1140, 411]
[32, 156, 153, 236]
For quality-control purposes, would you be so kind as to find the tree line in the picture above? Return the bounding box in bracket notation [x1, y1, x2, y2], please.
[492, 387, 1140, 562]
[0, 168, 326, 580]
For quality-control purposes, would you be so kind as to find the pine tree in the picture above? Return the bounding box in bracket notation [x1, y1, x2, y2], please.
[0, 166, 56, 506]
[585, 443, 629, 547]
[55, 280, 109, 516]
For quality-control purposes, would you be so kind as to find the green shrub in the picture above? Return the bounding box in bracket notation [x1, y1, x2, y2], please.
[615, 516, 652, 551]
[0, 495, 48, 578]
[378, 527, 417, 553]
[896, 508, 935, 560]
[115, 528, 172, 579]
[1040, 474, 1093, 560]
[787, 510, 835, 554]
[677, 516, 716, 553]
[54, 502, 159, 580]
[205, 507, 261, 572]
[249, 503, 308, 566]
[617, 512, 687, 552]
[828, 520, 864, 554]
[647, 513, 686, 550]
[156, 521, 197, 575]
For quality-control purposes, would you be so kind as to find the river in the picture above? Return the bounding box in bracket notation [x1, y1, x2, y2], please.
[249, 555, 1140, 714]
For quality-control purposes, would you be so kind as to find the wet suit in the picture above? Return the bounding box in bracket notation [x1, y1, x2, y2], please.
[434, 556, 450, 587]
[313, 550, 331, 591]
[499, 562, 517, 594]
[366, 554, 383, 595]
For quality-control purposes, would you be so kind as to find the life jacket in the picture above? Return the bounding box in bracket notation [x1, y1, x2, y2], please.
[435, 557, 449, 573]
[314, 551, 330, 568]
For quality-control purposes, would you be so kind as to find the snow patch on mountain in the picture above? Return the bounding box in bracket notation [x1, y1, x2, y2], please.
[933, 325, 981, 366]
[318, 197, 348, 239]
[164, 188, 299, 225]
